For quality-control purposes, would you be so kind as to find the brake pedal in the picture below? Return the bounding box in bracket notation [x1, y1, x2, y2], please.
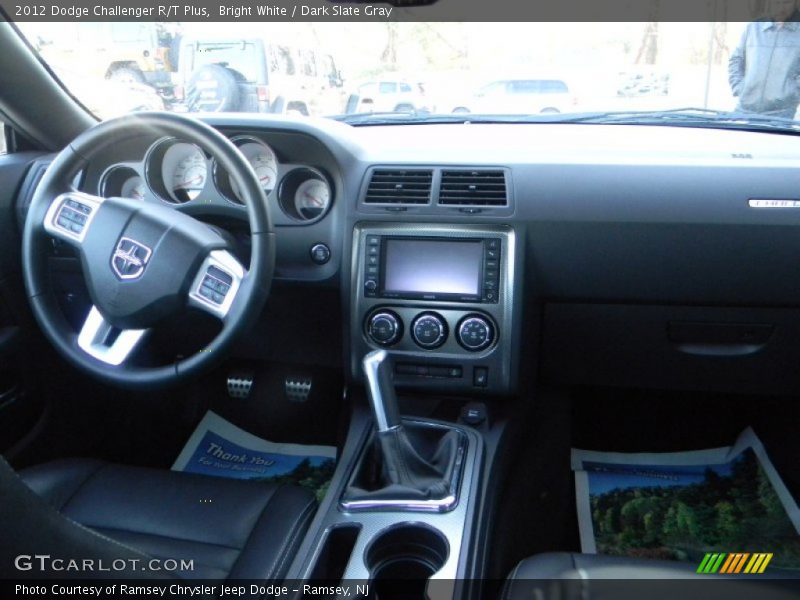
[227, 371, 254, 399]
[285, 376, 312, 402]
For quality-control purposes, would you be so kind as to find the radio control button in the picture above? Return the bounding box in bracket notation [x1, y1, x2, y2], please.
[457, 315, 495, 351]
[411, 313, 447, 349]
[364, 279, 378, 293]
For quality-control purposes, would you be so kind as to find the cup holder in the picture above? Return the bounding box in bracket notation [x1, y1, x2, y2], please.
[365, 524, 449, 599]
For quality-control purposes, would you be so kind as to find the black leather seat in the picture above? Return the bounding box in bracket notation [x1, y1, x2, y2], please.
[504, 552, 799, 600]
[6, 458, 316, 581]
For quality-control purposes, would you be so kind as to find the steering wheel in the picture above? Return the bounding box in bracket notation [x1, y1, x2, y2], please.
[21, 112, 274, 388]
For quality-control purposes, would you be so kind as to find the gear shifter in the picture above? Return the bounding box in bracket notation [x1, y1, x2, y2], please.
[343, 350, 463, 506]
[362, 350, 402, 433]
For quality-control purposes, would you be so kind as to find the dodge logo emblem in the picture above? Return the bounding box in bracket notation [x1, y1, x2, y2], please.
[111, 237, 152, 280]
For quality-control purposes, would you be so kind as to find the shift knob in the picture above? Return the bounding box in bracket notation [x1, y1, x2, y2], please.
[362, 349, 401, 432]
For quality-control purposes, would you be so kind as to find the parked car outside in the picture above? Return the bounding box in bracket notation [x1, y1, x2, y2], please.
[451, 77, 578, 114]
[345, 80, 430, 114]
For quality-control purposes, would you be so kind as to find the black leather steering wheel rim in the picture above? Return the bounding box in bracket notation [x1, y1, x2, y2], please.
[21, 112, 274, 389]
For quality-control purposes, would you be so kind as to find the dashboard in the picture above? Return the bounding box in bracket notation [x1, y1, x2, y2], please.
[19, 114, 800, 396]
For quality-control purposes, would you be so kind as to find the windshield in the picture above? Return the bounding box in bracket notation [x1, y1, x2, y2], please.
[14, 20, 800, 126]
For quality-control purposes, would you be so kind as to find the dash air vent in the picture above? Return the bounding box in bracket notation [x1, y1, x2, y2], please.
[438, 170, 507, 206]
[364, 169, 433, 205]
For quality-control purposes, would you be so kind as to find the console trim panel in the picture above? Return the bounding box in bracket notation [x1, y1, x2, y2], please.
[351, 222, 518, 394]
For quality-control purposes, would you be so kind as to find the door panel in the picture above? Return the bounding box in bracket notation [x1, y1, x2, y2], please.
[0, 151, 50, 451]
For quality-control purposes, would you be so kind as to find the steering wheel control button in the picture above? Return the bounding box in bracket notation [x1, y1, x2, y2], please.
[310, 243, 331, 265]
[457, 315, 495, 351]
[411, 312, 448, 349]
[55, 201, 92, 234]
[367, 310, 402, 346]
[473, 367, 489, 388]
[200, 266, 233, 305]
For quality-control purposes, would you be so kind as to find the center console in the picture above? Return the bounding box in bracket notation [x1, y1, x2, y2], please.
[350, 223, 520, 394]
[287, 351, 486, 599]
[284, 222, 521, 596]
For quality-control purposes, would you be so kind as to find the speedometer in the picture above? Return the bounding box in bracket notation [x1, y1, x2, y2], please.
[171, 149, 207, 202]
[249, 152, 279, 193]
[229, 141, 279, 199]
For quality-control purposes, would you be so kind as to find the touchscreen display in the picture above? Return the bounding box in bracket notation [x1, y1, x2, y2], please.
[383, 239, 483, 296]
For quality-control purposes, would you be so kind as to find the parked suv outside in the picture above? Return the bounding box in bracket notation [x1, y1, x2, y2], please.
[27, 22, 174, 100]
[175, 37, 343, 115]
[345, 80, 430, 114]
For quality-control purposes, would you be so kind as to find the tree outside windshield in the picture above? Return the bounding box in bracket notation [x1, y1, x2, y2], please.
[14, 21, 799, 121]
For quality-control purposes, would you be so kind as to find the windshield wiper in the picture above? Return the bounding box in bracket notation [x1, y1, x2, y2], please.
[331, 107, 800, 132]
[552, 107, 800, 131]
[331, 111, 430, 124]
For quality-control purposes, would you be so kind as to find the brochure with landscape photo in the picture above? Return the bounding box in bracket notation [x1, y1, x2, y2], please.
[573, 428, 800, 570]
[173, 411, 336, 501]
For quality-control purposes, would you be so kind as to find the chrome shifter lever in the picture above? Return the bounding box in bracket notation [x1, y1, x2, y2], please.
[362, 349, 401, 432]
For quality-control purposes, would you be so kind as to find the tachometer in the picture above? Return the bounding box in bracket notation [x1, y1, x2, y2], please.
[171, 149, 207, 202]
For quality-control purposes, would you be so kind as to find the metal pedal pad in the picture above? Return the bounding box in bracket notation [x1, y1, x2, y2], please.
[227, 372, 254, 399]
[285, 376, 312, 402]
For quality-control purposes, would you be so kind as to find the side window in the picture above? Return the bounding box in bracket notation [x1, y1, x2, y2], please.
[511, 80, 540, 93]
[379, 82, 397, 94]
[542, 80, 568, 93]
[481, 81, 507, 95]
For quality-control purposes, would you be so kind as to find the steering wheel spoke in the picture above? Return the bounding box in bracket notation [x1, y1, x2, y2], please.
[43, 191, 104, 247]
[187, 250, 245, 320]
[77, 306, 148, 366]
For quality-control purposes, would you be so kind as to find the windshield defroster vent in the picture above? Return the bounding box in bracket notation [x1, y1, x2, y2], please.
[438, 170, 508, 206]
[364, 169, 433, 205]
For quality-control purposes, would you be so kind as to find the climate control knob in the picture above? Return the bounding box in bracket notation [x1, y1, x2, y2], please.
[457, 315, 495, 351]
[411, 312, 447, 349]
[367, 311, 402, 346]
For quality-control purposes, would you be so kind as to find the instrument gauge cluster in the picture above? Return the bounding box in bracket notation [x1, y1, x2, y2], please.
[95, 133, 335, 227]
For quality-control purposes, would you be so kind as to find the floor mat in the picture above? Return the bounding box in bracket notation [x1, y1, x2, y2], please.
[173, 411, 336, 501]
[573, 427, 800, 572]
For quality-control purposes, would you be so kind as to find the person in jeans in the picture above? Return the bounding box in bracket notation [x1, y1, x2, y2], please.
[729, 0, 800, 119]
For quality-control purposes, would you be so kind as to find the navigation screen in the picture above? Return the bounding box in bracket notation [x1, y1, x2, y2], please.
[383, 239, 483, 296]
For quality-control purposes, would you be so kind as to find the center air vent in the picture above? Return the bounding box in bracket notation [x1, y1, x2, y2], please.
[438, 170, 507, 206]
[364, 169, 433, 204]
